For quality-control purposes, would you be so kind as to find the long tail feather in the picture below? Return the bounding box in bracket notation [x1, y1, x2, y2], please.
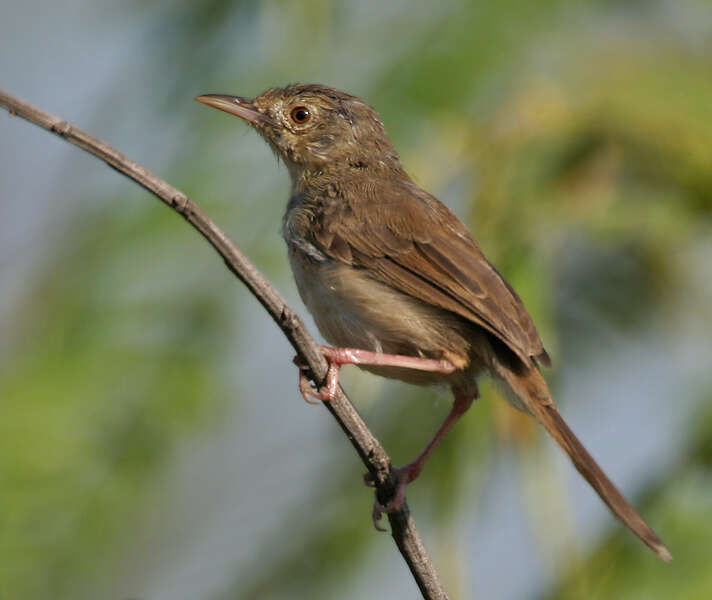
[495, 364, 672, 562]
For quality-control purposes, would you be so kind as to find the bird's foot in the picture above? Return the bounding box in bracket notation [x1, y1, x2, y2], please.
[296, 363, 320, 405]
[367, 462, 423, 531]
[293, 353, 341, 404]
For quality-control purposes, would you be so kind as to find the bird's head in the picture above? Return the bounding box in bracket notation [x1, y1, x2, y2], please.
[196, 84, 402, 180]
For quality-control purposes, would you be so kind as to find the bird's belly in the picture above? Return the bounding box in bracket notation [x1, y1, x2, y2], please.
[288, 251, 479, 385]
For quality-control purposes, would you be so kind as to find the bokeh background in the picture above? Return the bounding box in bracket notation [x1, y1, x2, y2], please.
[1, 1, 711, 598]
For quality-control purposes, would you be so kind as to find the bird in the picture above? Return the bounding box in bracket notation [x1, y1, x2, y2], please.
[196, 84, 671, 561]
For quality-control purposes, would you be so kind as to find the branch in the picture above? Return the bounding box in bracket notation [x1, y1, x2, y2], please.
[0, 89, 449, 600]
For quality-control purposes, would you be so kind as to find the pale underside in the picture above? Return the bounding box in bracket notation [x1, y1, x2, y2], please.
[289, 252, 491, 392]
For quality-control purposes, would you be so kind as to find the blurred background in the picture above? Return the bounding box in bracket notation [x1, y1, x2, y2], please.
[1, 1, 711, 598]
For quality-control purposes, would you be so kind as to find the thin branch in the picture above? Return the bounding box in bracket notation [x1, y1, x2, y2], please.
[0, 89, 449, 600]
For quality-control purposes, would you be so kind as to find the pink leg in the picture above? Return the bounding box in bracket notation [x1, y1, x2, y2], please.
[302, 346, 457, 402]
[371, 386, 475, 527]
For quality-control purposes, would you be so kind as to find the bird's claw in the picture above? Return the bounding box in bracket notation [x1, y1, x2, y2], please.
[372, 502, 388, 532]
[293, 356, 322, 404]
[367, 466, 411, 531]
[297, 369, 321, 404]
[293, 351, 342, 403]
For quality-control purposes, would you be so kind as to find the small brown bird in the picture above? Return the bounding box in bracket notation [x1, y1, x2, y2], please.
[197, 84, 671, 561]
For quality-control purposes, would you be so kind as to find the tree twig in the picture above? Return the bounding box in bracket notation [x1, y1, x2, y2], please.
[0, 88, 449, 600]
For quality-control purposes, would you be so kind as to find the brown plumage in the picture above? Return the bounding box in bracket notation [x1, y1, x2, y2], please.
[197, 84, 671, 561]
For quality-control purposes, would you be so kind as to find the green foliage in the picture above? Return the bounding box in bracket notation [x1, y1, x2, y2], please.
[0, 204, 230, 598]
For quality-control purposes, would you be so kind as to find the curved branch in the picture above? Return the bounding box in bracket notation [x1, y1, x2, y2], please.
[0, 89, 449, 600]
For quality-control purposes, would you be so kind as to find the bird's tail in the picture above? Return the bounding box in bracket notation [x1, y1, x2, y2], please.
[494, 362, 672, 562]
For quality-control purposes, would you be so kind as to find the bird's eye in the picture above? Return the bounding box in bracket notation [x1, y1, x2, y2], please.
[290, 106, 311, 124]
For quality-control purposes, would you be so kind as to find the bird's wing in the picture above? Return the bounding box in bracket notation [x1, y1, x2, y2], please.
[311, 178, 550, 367]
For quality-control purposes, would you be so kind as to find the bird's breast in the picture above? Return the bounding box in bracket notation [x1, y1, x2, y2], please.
[285, 241, 480, 386]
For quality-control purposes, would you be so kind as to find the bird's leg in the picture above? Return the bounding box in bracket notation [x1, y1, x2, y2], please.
[370, 386, 475, 527]
[297, 346, 457, 403]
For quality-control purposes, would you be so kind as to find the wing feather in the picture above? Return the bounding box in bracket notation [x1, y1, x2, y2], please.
[311, 178, 550, 367]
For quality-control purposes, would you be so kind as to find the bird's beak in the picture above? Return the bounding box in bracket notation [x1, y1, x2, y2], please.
[195, 94, 267, 125]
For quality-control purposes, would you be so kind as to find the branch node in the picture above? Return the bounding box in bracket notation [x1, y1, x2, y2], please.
[279, 305, 300, 331]
[51, 119, 72, 137]
[171, 193, 189, 212]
